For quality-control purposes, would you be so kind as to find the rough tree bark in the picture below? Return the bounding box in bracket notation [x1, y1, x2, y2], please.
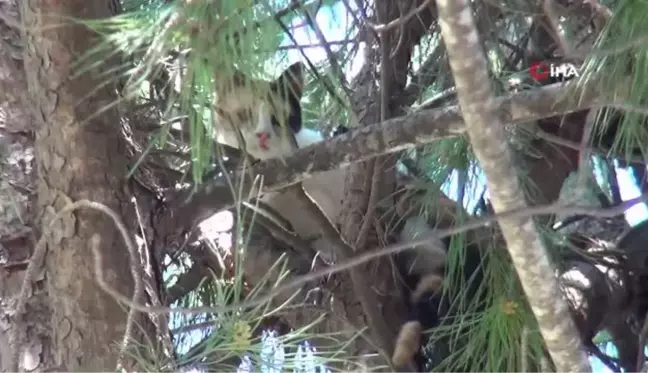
[7, 0, 156, 370]
[0, 1, 36, 370]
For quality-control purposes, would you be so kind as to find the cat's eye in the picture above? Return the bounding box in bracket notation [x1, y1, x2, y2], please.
[234, 109, 250, 122]
[215, 107, 253, 124]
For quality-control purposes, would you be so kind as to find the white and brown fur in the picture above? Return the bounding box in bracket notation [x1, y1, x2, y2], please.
[213, 62, 324, 161]
[212, 62, 349, 261]
[213, 63, 464, 370]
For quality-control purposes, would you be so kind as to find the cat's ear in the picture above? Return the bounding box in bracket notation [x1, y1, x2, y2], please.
[275, 62, 305, 98]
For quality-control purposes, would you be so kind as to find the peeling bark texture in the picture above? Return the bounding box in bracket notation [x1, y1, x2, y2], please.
[0, 131, 38, 372]
[0, 0, 33, 241]
[0, 0, 30, 134]
[177, 82, 600, 232]
[0, 132, 34, 265]
[0, 0, 41, 371]
[16, 0, 148, 370]
[435, 0, 591, 371]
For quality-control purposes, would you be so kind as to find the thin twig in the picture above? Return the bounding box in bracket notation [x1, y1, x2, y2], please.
[132, 197, 176, 367]
[368, 0, 432, 33]
[268, 3, 349, 111]
[585, 340, 620, 372]
[531, 127, 646, 164]
[292, 0, 355, 106]
[276, 39, 356, 50]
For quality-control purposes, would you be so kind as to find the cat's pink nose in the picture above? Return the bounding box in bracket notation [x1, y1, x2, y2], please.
[256, 132, 270, 150]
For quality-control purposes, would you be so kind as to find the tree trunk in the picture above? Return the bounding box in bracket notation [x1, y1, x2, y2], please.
[9, 0, 152, 370]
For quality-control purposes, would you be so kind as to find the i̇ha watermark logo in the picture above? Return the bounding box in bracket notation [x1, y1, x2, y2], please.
[529, 61, 580, 81]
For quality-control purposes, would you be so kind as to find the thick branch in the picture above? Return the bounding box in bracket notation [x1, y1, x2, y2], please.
[168, 82, 599, 230]
[435, 0, 591, 371]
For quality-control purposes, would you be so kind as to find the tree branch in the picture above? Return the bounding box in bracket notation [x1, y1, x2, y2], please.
[167, 82, 600, 231]
[435, 0, 591, 371]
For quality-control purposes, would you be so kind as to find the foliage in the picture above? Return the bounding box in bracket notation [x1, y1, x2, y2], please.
[62, 0, 648, 370]
[580, 0, 648, 159]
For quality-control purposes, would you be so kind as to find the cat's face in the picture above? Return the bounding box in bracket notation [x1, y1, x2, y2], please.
[214, 62, 305, 160]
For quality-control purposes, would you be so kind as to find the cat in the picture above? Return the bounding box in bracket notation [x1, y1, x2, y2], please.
[212, 61, 349, 262]
[213, 62, 325, 161]
[212, 62, 470, 371]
